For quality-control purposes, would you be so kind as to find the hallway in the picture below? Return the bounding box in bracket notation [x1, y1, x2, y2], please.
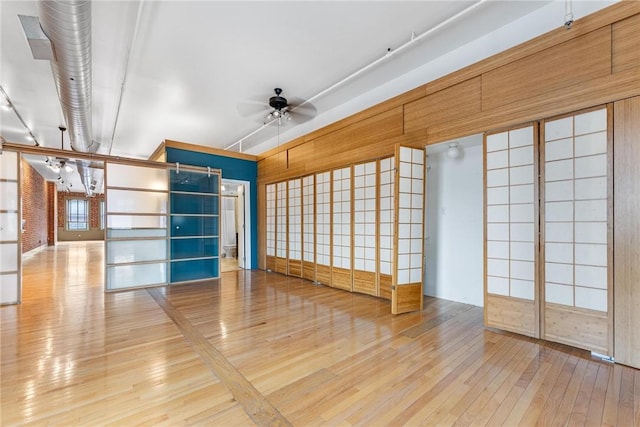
[1, 242, 639, 425]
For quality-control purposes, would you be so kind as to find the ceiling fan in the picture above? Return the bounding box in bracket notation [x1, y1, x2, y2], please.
[238, 88, 317, 126]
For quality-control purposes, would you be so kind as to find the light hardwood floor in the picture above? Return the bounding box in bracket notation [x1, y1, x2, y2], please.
[1, 241, 639, 426]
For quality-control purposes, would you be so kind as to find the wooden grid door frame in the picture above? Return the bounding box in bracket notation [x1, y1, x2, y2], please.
[539, 104, 613, 356]
[483, 122, 540, 338]
[391, 144, 425, 315]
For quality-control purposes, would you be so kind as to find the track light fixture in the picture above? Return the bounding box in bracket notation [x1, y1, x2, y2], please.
[564, 0, 574, 29]
[0, 85, 40, 146]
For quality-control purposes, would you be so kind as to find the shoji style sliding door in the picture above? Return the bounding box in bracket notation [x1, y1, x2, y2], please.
[315, 171, 331, 285]
[287, 178, 302, 277]
[302, 175, 315, 281]
[275, 181, 287, 274]
[392, 146, 425, 314]
[262, 150, 426, 315]
[483, 107, 612, 354]
[541, 107, 612, 355]
[105, 163, 169, 290]
[353, 161, 377, 296]
[484, 125, 539, 337]
[265, 183, 276, 271]
[378, 156, 394, 300]
[0, 151, 21, 304]
[331, 167, 352, 291]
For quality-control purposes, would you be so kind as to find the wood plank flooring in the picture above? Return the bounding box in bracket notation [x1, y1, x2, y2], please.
[2, 241, 639, 426]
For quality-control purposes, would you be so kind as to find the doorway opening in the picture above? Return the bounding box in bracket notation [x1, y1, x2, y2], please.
[17, 153, 106, 302]
[424, 134, 484, 307]
[220, 179, 251, 272]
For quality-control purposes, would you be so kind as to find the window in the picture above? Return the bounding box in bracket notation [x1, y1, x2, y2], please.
[100, 200, 105, 230]
[66, 199, 88, 230]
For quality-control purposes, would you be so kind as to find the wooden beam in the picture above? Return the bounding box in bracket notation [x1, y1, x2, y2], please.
[164, 139, 258, 162]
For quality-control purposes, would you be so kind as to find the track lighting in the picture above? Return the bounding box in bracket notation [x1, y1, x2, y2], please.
[0, 85, 40, 146]
[564, 0, 574, 29]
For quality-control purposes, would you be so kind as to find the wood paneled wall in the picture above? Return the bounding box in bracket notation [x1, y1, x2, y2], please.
[257, 2, 640, 270]
[613, 96, 640, 369]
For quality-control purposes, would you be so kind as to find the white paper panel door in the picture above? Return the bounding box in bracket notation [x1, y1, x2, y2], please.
[288, 179, 302, 261]
[0, 151, 21, 304]
[392, 147, 424, 314]
[353, 161, 377, 273]
[265, 184, 276, 257]
[302, 176, 314, 264]
[315, 172, 331, 268]
[276, 182, 287, 259]
[378, 157, 394, 279]
[542, 107, 611, 355]
[484, 125, 538, 337]
[332, 167, 352, 270]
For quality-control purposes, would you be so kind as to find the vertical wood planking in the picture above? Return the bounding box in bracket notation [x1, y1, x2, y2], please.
[613, 96, 640, 368]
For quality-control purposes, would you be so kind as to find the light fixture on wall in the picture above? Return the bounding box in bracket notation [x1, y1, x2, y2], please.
[447, 142, 461, 159]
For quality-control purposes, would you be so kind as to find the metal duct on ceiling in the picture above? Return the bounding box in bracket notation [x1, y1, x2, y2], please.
[38, 0, 102, 196]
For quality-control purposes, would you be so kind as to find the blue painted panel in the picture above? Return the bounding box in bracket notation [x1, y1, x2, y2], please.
[171, 193, 218, 215]
[171, 215, 218, 237]
[166, 147, 258, 269]
[169, 170, 219, 193]
[171, 258, 219, 282]
[171, 237, 218, 260]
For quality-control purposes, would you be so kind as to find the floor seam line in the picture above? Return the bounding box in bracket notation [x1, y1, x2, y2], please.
[147, 287, 292, 427]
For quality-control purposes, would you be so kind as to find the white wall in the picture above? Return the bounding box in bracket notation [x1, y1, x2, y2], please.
[424, 135, 484, 307]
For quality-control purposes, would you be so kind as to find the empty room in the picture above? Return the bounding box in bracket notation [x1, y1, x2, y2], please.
[1, 0, 639, 425]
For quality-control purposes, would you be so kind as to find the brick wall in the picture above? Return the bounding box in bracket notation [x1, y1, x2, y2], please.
[47, 182, 57, 245]
[21, 159, 49, 253]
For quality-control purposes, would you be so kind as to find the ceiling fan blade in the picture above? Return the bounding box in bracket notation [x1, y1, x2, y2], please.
[237, 99, 270, 121]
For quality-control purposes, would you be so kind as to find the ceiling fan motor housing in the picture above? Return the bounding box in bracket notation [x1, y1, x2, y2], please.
[269, 88, 288, 110]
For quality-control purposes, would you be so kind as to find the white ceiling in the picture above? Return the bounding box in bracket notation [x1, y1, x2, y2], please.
[1, 0, 616, 188]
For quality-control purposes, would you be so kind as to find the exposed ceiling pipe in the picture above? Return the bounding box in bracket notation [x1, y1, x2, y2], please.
[225, 0, 489, 152]
[37, 0, 102, 196]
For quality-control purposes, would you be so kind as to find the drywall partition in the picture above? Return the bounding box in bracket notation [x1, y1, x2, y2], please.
[425, 138, 484, 307]
[165, 145, 258, 269]
[0, 151, 21, 304]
